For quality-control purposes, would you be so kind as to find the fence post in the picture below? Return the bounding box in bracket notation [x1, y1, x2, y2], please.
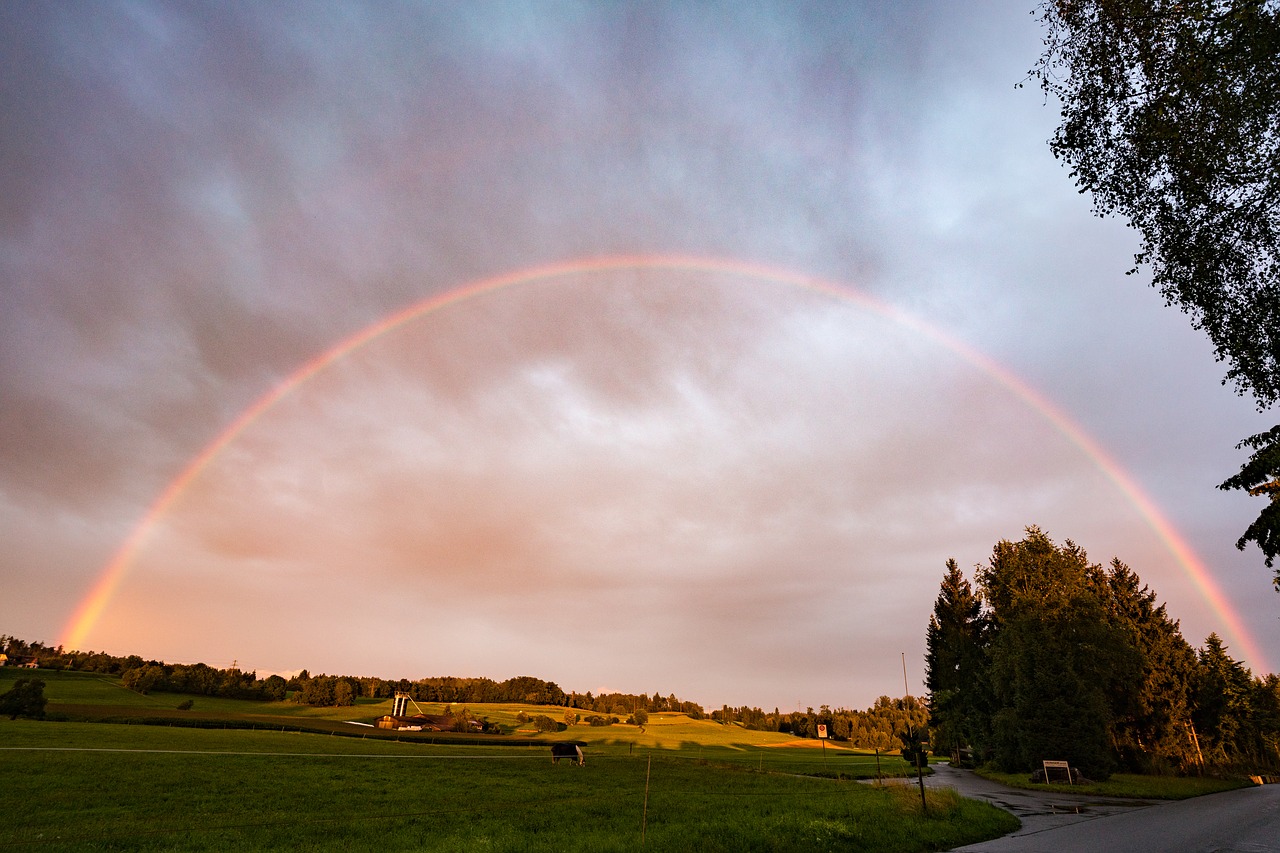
[641, 754, 652, 845]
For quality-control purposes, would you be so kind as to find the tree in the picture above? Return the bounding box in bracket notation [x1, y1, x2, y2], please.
[121, 664, 163, 695]
[1218, 425, 1280, 581]
[987, 596, 1138, 779]
[977, 528, 1141, 778]
[261, 674, 288, 701]
[0, 677, 47, 720]
[332, 679, 355, 707]
[1031, 0, 1280, 581]
[530, 714, 560, 733]
[1105, 559, 1200, 771]
[924, 558, 988, 762]
[944, 530, 1276, 774]
[1194, 633, 1256, 762]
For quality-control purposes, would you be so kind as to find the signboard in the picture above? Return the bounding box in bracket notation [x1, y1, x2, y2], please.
[817, 724, 828, 739]
[1042, 760, 1072, 784]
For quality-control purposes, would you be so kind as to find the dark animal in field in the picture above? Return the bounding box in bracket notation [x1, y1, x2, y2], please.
[551, 743, 584, 766]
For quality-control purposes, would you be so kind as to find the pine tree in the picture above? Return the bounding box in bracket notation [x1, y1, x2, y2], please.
[1194, 634, 1255, 764]
[1105, 559, 1199, 772]
[978, 528, 1140, 779]
[924, 558, 987, 763]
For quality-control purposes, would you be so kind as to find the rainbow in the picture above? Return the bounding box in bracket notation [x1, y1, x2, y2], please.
[59, 254, 1268, 670]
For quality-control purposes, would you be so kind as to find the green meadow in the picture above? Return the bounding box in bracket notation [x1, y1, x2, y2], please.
[1, 669, 1020, 851]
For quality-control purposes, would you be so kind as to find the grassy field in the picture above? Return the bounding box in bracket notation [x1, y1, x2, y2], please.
[0, 668, 1023, 851]
[974, 767, 1250, 799]
[0, 719, 1017, 852]
[3, 668, 924, 780]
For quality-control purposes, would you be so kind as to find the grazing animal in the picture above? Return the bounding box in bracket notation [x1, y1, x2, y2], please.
[551, 743, 584, 766]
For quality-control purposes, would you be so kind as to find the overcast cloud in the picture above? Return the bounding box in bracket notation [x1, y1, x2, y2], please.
[2, 1, 1274, 710]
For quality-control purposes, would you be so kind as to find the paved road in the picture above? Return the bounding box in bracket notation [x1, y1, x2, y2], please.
[923, 764, 1280, 852]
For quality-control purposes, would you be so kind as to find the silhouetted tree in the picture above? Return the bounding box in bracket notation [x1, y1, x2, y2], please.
[1030, 0, 1280, 580]
[924, 558, 988, 762]
[0, 677, 47, 720]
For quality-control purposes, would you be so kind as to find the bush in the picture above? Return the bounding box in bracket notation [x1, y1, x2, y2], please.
[0, 678, 47, 720]
[531, 715, 562, 733]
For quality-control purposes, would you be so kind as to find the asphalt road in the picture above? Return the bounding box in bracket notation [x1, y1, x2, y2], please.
[923, 764, 1280, 852]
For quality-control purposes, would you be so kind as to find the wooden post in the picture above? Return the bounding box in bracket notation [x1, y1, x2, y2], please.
[1186, 722, 1205, 774]
[641, 754, 652, 845]
[916, 752, 928, 814]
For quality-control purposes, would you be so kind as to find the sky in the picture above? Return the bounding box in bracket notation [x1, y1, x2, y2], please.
[1, 1, 1275, 712]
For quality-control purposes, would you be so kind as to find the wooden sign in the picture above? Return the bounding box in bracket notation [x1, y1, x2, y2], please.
[1042, 759, 1072, 784]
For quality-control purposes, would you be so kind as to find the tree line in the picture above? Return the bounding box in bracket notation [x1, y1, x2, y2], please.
[1, 635, 928, 749]
[0, 639, 283, 701]
[0, 637, 711, 714]
[708, 697, 929, 752]
[926, 527, 1280, 779]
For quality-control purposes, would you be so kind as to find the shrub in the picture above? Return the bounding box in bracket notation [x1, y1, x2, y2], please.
[531, 715, 562, 733]
[0, 678, 47, 720]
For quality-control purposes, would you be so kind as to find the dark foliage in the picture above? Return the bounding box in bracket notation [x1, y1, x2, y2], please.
[1030, 0, 1280, 582]
[925, 527, 1279, 776]
[0, 677, 47, 720]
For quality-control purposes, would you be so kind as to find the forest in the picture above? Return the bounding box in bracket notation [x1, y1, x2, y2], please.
[926, 527, 1280, 778]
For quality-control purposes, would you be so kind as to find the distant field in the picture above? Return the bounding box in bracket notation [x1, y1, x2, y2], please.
[1, 668, 921, 779]
[0, 668, 1025, 850]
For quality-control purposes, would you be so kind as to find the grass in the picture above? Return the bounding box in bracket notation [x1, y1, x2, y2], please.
[974, 767, 1250, 799]
[1, 719, 1019, 852]
[7, 666, 1242, 849]
[5, 669, 924, 779]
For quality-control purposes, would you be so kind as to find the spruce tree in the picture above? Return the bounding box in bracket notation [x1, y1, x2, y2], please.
[977, 528, 1140, 779]
[1105, 559, 1199, 771]
[924, 558, 987, 763]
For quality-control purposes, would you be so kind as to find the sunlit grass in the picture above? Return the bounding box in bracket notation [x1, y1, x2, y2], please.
[8, 670, 923, 778]
[0, 720, 1018, 852]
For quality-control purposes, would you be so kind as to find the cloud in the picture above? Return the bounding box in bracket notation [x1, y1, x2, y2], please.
[3, 1, 1275, 708]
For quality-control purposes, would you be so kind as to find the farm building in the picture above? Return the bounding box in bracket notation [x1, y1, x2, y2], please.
[375, 714, 450, 731]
